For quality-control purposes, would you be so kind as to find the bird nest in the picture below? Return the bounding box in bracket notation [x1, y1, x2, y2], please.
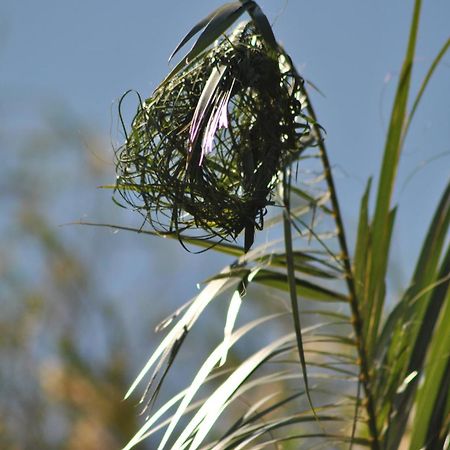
[115, 23, 313, 251]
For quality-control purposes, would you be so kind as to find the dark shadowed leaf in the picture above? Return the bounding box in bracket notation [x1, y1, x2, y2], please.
[245, 3, 278, 50]
[408, 262, 450, 449]
[164, 2, 247, 87]
[168, 2, 244, 63]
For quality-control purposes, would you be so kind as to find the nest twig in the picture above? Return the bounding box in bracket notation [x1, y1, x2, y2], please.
[115, 23, 314, 252]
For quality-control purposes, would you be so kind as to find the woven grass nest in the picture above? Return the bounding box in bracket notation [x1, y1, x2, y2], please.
[115, 22, 313, 252]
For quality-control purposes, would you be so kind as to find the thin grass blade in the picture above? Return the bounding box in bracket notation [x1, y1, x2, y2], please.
[74, 221, 244, 257]
[282, 172, 323, 429]
[402, 37, 450, 143]
[366, 0, 422, 355]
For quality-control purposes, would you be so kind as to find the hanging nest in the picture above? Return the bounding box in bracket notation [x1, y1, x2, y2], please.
[115, 22, 314, 252]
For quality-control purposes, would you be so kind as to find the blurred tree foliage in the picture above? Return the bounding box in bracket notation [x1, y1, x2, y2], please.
[0, 100, 148, 449]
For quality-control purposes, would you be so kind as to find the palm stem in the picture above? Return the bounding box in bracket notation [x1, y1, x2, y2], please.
[302, 92, 380, 449]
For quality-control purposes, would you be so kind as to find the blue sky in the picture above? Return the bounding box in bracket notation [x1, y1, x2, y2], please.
[2, 0, 449, 289]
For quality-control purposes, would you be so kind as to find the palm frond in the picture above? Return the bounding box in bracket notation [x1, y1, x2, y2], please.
[108, 1, 450, 449]
[120, 111, 369, 449]
[374, 182, 450, 448]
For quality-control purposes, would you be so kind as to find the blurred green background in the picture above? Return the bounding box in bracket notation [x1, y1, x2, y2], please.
[1, 1, 448, 448]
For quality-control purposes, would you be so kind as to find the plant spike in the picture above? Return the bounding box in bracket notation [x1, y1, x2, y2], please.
[366, 0, 422, 357]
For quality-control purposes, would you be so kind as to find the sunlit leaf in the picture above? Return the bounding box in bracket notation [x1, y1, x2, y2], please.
[170, 333, 296, 449]
[156, 314, 279, 450]
[124, 272, 237, 399]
